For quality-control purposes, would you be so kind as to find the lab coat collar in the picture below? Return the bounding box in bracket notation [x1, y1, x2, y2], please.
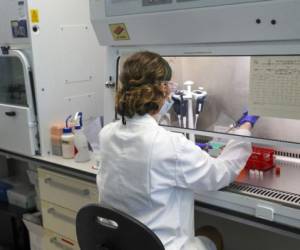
[126, 114, 158, 126]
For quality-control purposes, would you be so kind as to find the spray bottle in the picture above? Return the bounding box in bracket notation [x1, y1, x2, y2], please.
[73, 112, 90, 162]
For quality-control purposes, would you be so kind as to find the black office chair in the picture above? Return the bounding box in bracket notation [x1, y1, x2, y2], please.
[76, 204, 165, 250]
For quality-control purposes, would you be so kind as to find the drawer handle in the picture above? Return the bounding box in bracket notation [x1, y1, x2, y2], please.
[5, 111, 16, 117]
[47, 207, 76, 224]
[50, 237, 74, 250]
[44, 177, 90, 196]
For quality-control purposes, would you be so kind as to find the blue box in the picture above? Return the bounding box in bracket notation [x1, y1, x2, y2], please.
[0, 181, 13, 202]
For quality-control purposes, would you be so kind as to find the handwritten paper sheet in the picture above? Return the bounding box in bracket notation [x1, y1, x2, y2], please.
[249, 56, 300, 120]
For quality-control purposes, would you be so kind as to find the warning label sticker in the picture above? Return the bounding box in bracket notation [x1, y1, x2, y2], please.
[109, 23, 130, 41]
[30, 9, 40, 23]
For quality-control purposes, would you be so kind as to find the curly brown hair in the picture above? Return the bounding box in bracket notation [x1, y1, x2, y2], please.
[116, 51, 172, 124]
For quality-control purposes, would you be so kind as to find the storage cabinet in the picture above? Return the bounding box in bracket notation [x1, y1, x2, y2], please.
[41, 201, 77, 241]
[0, 51, 38, 155]
[38, 169, 98, 211]
[0, 203, 30, 250]
[43, 229, 80, 250]
[38, 168, 98, 246]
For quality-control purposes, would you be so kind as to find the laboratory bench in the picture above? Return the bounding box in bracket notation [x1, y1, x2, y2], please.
[0, 148, 300, 250]
[0, 148, 98, 250]
[0, 149, 97, 181]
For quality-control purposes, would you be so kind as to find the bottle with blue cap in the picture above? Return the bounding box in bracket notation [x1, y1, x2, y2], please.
[61, 115, 75, 159]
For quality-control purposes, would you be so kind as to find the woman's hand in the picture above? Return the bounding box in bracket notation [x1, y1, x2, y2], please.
[239, 122, 252, 130]
[236, 111, 259, 128]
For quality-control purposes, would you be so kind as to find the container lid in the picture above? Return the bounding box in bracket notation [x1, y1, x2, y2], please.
[50, 123, 64, 136]
[63, 127, 72, 134]
[0, 181, 12, 190]
[7, 185, 35, 197]
[75, 125, 82, 130]
[23, 212, 42, 225]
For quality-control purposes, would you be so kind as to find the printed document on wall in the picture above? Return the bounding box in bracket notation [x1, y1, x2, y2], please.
[249, 56, 300, 120]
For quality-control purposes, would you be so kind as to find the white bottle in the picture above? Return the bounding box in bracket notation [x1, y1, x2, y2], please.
[74, 125, 90, 162]
[61, 127, 75, 159]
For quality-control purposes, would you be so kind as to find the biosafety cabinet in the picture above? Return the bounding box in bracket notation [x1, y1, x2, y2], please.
[0, 0, 105, 156]
[90, 0, 300, 242]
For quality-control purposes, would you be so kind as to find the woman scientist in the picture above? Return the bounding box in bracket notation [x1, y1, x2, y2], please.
[97, 51, 258, 250]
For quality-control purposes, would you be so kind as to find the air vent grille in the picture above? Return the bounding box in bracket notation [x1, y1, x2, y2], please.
[226, 183, 300, 208]
[275, 150, 300, 159]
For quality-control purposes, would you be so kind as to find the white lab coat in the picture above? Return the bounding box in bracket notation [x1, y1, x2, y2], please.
[97, 114, 251, 250]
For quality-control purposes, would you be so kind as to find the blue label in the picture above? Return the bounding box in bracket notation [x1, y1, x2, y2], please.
[11, 19, 28, 38]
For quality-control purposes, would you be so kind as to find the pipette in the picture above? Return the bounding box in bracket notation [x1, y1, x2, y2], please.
[192, 87, 207, 128]
[172, 91, 188, 128]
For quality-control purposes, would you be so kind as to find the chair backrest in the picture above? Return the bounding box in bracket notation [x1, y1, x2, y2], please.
[76, 204, 165, 250]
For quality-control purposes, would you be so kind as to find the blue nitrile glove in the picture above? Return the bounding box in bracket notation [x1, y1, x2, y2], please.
[236, 111, 259, 127]
[196, 143, 213, 151]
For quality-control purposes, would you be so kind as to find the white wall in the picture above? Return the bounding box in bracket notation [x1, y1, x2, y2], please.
[28, 0, 105, 155]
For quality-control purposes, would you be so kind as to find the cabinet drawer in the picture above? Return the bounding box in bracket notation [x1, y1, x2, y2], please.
[38, 168, 98, 211]
[0, 104, 37, 155]
[42, 201, 77, 241]
[43, 230, 80, 250]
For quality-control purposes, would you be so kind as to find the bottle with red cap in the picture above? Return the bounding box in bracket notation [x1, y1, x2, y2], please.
[61, 115, 75, 159]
